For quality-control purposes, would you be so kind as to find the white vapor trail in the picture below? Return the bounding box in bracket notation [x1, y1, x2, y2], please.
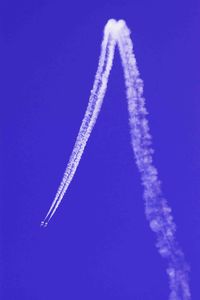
[41, 19, 191, 300]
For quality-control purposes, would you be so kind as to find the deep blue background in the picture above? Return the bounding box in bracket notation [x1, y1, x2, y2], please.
[1, 0, 200, 299]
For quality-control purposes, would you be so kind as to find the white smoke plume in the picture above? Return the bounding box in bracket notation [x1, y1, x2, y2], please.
[41, 19, 191, 300]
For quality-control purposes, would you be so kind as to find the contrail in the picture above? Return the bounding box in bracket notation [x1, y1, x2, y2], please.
[41, 19, 191, 300]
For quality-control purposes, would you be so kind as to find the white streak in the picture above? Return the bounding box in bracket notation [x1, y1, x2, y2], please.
[41, 19, 191, 300]
[41, 20, 117, 226]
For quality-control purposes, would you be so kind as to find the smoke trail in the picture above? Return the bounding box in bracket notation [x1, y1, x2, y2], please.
[41, 19, 191, 300]
[116, 20, 191, 300]
[41, 19, 118, 227]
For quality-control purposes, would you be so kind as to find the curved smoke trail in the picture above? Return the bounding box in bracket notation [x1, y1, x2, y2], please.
[41, 19, 191, 300]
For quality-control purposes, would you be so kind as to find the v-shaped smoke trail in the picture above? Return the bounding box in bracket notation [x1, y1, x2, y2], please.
[41, 19, 191, 300]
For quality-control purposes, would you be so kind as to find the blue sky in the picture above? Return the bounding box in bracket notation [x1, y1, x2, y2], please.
[1, 0, 200, 299]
